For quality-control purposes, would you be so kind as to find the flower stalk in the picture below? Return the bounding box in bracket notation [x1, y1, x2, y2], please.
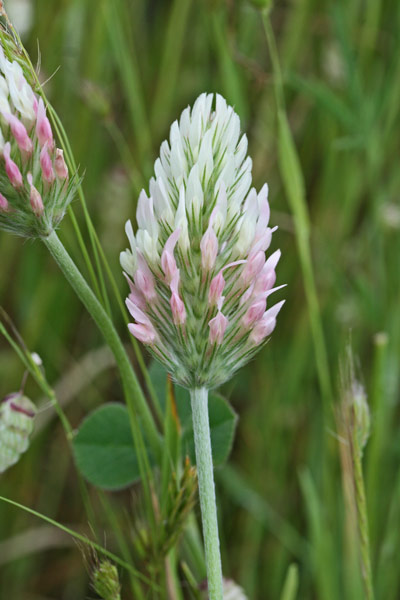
[120, 93, 285, 594]
[190, 387, 223, 600]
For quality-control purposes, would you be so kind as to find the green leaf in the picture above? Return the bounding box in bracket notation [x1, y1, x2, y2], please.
[72, 403, 142, 490]
[73, 367, 238, 491]
[280, 564, 299, 600]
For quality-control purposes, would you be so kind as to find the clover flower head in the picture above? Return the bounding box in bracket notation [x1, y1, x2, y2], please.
[0, 41, 77, 238]
[0, 391, 36, 473]
[121, 93, 285, 388]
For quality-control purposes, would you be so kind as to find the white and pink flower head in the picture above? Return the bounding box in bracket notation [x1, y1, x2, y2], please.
[0, 40, 77, 238]
[121, 93, 285, 388]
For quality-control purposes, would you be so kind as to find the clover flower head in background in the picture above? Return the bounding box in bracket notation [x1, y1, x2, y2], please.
[121, 93, 285, 389]
[200, 577, 249, 599]
[0, 391, 36, 473]
[0, 35, 77, 238]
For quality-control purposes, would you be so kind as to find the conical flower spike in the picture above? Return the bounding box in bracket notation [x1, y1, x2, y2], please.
[121, 93, 285, 388]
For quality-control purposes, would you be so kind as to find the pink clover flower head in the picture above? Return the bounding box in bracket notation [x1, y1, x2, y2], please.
[121, 93, 285, 388]
[0, 41, 78, 238]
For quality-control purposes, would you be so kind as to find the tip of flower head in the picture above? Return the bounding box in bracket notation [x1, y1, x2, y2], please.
[2, 111, 33, 154]
[128, 322, 157, 345]
[169, 269, 186, 325]
[54, 148, 68, 179]
[200, 220, 218, 271]
[3, 141, 23, 187]
[126, 297, 158, 344]
[209, 310, 228, 345]
[40, 142, 55, 184]
[0, 60, 78, 238]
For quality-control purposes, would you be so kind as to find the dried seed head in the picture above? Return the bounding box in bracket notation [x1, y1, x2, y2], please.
[121, 93, 285, 388]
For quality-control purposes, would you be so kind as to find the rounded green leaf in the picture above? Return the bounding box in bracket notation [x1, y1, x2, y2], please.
[72, 403, 140, 490]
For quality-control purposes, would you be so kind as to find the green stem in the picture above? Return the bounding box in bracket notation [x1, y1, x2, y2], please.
[190, 387, 223, 600]
[353, 432, 374, 600]
[43, 229, 161, 459]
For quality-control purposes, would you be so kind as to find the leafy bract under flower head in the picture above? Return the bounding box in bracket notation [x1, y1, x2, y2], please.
[121, 93, 285, 388]
[0, 35, 77, 238]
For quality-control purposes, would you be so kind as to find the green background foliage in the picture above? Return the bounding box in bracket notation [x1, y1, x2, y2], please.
[1, 0, 400, 598]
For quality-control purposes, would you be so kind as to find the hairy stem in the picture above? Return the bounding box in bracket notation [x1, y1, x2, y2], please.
[190, 387, 223, 600]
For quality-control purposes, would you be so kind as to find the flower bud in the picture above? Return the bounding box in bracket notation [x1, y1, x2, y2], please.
[0, 192, 9, 211]
[27, 173, 44, 217]
[36, 98, 54, 148]
[242, 298, 267, 328]
[92, 560, 121, 600]
[3, 142, 23, 187]
[3, 112, 33, 154]
[200, 222, 218, 271]
[126, 298, 158, 344]
[40, 143, 55, 184]
[134, 253, 156, 302]
[54, 148, 68, 179]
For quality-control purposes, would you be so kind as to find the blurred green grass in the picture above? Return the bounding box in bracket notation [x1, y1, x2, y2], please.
[1, 0, 400, 598]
